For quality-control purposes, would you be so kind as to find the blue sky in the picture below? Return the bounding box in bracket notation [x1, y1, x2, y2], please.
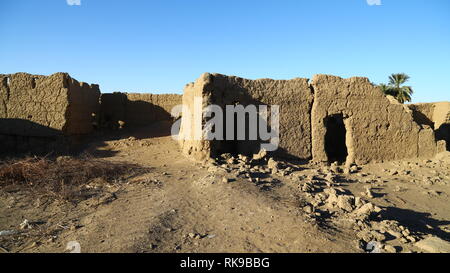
[0, 0, 449, 102]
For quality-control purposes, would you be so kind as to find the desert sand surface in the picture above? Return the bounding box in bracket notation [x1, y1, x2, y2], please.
[1, 121, 449, 253]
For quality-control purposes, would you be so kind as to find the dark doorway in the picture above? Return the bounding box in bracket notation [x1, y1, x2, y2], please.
[324, 114, 348, 163]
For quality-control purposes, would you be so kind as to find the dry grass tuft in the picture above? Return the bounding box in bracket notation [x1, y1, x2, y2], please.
[0, 155, 148, 200]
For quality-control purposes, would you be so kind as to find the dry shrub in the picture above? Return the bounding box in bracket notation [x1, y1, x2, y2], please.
[0, 155, 148, 200]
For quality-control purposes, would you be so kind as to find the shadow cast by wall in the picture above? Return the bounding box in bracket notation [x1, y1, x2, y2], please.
[205, 86, 308, 161]
[411, 110, 435, 128]
[380, 206, 450, 242]
[100, 93, 175, 131]
[0, 118, 63, 156]
[1, 96, 177, 159]
[0, 118, 120, 159]
[436, 124, 450, 151]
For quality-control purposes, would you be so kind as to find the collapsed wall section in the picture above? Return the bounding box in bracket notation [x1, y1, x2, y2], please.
[311, 75, 440, 164]
[178, 73, 314, 160]
[409, 102, 450, 151]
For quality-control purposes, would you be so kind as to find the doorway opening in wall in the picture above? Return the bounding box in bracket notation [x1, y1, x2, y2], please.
[324, 114, 348, 163]
[217, 103, 239, 156]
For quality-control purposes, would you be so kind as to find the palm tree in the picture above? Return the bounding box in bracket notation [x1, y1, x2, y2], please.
[379, 73, 414, 103]
[379, 83, 393, 96]
[388, 73, 414, 103]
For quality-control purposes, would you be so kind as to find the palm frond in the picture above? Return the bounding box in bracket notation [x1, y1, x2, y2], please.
[389, 73, 410, 87]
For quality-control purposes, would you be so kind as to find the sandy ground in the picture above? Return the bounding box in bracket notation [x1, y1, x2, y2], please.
[1, 122, 449, 253]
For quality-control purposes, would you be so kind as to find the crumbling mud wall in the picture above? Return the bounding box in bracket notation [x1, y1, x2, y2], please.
[0, 72, 100, 154]
[179, 73, 444, 163]
[178, 74, 212, 161]
[99, 92, 181, 129]
[0, 72, 100, 136]
[178, 73, 314, 161]
[311, 75, 440, 164]
[409, 102, 450, 151]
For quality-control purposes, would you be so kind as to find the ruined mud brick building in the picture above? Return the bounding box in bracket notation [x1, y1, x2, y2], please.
[179, 73, 449, 164]
[0, 73, 101, 154]
[0, 72, 181, 155]
[1, 72, 448, 162]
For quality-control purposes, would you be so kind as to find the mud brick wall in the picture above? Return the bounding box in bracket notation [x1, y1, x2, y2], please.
[179, 73, 442, 163]
[310, 75, 439, 164]
[0, 72, 100, 137]
[126, 93, 181, 126]
[409, 102, 450, 151]
[178, 73, 314, 161]
[99, 92, 182, 129]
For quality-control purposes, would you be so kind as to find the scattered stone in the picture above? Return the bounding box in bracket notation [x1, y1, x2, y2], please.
[343, 168, 350, 175]
[253, 149, 267, 161]
[402, 229, 410, 237]
[353, 202, 382, 217]
[356, 230, 373, 243]
[326, 191, 339, 208]
[386, 229, 403, 239]
[221, 153, 232, 159]
[330, 162, 341, 173]
[371, 230, 386, 241]
[222, 177, 232, 183]
[226, 157, 235, 165]
[267, 158, 279, 171]
[337, 195, 355, 212]
[365, 187, 374, 198]
[301, 182, 314, 193]
[383, 245, 397, 253]
[325, 173, 336, 183]
[238, 154, 249, 163]
[118, 120, 126, 129]
[354, 197, 366, 208]
[19, 219, 31, 230]
[303, 205, 314, 214]
[350, 165, 359, 173]
[400, 237, 409, 244]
